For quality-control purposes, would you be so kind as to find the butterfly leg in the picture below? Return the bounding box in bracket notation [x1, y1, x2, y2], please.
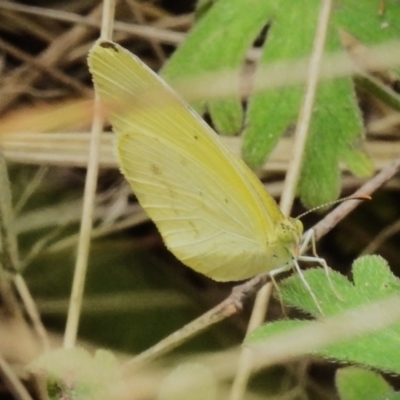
[299, 229, 342, 301]
[268, 264, 292, 317]
[292, 258, 324, 315]
[269, 263, 323, 315]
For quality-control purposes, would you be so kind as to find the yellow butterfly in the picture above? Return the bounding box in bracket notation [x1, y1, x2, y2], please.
[88, 40, 306, 283]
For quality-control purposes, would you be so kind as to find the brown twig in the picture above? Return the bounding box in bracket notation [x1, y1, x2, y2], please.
[123, 274, 268, 372]
[0, 38, 90, 96]
[0, 4, 102, 113]
[63, 0, 115, 349]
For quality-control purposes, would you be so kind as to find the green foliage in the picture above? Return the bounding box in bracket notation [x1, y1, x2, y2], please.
[335, 0, 400, 45]
[158, 363, 217, 400]
[162, 0, 278, 135]
[241, 1, 372, 206]
[335, 367, 395, 400]
[242, 0, 321, 167]
[247, 255, 400, 373]
[160, 0, 400, 206]
[297, 71, 371, 206]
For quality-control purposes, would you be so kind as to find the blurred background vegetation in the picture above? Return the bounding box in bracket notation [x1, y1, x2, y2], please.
[0, 0, 400, 399]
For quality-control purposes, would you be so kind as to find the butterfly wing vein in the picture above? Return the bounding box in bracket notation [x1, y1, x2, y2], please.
[88, 40, 300, 281]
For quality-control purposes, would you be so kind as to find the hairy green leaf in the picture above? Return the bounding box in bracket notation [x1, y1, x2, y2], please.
[247, 256, 400, 373]
[162, 0, 277, 135]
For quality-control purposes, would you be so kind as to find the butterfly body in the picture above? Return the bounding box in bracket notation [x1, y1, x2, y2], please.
[89, 40, 303, 282]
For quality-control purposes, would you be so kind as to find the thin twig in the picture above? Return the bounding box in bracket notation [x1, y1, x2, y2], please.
[14, 166, 48, 214]
[47, 211, 147, 253]
[63, 0, 116, 349]
[125, 0, 166, 62]
[13, 275, 50, 352]
[280, 0, 333, 215]
[0, 355, 34, 400]
[229, 284, 272, 400]
[1, 131, 397, 172]
[0, 8, 53, 42]
[0, 37, 90, 96]
[0, 1, 186, 47]
[123, 274, 270, 372]
[0, 151, 49, 350]
[20, 225, 66, 270]
[0, 152, 20, 277]
[0, 4, 103, 113]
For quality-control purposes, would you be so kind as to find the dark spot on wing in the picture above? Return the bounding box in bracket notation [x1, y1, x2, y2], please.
[224, 198, 229, 204]
[193, 135, 199, 140]
[100, 41, 119, 52]
[151, 163, 162, 175]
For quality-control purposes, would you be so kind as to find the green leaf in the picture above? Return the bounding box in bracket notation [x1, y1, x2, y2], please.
[335, 367, 394, 400]
[242, 0, 321, 169]
[247, 255, 400, 373]
[242, 2, 371, 206]
[335, 0, 400, 45]
[162, 0, 278, 135]
[158, 363, 217, 400]
[298, 73, 370, 207]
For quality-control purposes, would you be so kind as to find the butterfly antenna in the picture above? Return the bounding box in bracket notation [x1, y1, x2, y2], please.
[296, 194, 371, 220]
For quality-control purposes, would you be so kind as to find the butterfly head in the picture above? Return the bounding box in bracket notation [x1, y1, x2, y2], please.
[276, 217, 304, 256]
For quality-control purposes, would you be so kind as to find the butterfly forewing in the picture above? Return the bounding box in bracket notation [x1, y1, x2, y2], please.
[88, 40, 300, 281]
